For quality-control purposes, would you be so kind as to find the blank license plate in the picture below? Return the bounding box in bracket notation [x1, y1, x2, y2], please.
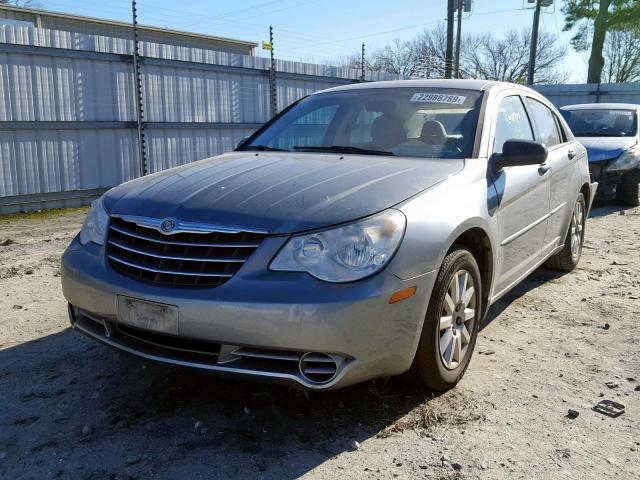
[117, 296, 179, 335]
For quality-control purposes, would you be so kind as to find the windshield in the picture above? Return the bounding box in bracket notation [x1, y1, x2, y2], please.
[562, 109, 638, 137]
[241, 88, 483, 159]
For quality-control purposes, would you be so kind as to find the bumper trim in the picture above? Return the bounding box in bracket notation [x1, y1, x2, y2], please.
[69, 305, 348, 390]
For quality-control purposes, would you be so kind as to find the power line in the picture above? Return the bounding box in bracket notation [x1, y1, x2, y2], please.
[175, 0, 290, 28]
[29, 0, 549, 71]
[277, 20, 443, 53]
[176, 0, 323, 30]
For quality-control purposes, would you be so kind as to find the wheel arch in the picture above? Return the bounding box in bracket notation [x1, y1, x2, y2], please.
[580, 182, 592, 212]
[444, 226, 494, 320]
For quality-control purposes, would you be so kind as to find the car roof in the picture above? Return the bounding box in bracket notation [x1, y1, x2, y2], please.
[561, 103, 640, 111]
[315, 78, 513, 94]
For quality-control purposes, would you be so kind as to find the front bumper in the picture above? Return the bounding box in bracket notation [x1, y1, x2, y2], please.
[588, 161, 626, 199]
[589, 160, 628, 186]
[61, 236, 435, 390]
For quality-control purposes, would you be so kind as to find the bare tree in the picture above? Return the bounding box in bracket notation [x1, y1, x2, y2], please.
[602, 28, 640, 82]
[333, 25, 566, 84]
[367, 24, 453, 78]
[463, 29, 567, 84]
[368, 38, 417, 77]
[331, 52, 362, 71]
[411, 23, 451, 78]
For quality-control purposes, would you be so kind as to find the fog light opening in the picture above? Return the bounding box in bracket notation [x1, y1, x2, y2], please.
[298, 352, 338, 384]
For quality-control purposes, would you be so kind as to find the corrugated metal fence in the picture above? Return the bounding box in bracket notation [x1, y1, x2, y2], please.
[1, 24, 639, 214]
[0, 24, 399, 213]
[533, 83, 640, 107]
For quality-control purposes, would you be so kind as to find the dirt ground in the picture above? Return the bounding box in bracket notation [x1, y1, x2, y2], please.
[0, 204, 638, 480]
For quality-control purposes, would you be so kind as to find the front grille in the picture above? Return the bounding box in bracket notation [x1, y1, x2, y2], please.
[107, 217, 267, 287]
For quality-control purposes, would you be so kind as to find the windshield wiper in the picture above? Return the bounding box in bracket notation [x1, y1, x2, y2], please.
[237, 145, 289, 152]
[293, 145, 395, 156]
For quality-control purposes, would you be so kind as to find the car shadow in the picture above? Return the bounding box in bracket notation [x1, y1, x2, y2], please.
[480, 267, 566, 331]
[480, 197, 632, 331]
[0, 328, 465, 480]
[588, 203, 636, 218]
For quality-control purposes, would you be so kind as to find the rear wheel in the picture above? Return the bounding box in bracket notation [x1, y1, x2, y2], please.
[406, 248, 481, 392]
[546, 193, 586, 271]
[616, 171, 640, 207]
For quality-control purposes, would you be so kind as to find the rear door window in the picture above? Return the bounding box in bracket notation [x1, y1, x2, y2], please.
[525, 98, 562, 148]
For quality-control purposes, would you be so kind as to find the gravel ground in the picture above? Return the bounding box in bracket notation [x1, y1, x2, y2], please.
[0, 204, 638, 480]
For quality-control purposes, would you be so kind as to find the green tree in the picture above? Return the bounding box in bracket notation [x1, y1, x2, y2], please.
[0, 1, 41, 6]
[563, 0, 640, 84]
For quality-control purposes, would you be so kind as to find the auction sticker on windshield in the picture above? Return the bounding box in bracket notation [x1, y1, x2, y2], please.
[410, 93, 467, 105]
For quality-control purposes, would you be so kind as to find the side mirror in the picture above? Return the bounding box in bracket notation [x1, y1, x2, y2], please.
[493, 139, 548, 171]
[235, 136, 250, 150]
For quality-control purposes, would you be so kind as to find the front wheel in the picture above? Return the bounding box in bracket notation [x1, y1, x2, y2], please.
[616, 170, 640, 207]
[406, 248, 482, 392]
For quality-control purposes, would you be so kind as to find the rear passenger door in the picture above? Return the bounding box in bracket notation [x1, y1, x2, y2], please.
[523, 97, 577, 255]
[491, 95, 551, 295]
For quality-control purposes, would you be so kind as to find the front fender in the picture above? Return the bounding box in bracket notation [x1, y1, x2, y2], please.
[386, 161, 499, 282]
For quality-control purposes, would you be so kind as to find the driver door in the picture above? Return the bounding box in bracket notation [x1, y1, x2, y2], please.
[490, 94, 551, 296]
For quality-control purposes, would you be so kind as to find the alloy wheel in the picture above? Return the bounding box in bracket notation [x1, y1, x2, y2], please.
[570, 200, 584, 259]
[439, 269, 476, 370]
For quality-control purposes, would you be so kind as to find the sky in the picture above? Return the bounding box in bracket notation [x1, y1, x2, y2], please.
[34, 0, 588, 82]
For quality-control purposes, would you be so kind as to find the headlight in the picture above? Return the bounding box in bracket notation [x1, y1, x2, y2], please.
[608, 145, 640, 171]
[79, 196, 109, 245]
[270, 209, 406, 282]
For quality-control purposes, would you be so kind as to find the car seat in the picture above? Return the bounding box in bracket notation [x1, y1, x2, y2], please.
[370, 115, 407, 150]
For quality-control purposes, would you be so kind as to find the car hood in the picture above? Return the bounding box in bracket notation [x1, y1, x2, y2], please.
[105, 152, 463, 234]
[577, 136, 637, 162]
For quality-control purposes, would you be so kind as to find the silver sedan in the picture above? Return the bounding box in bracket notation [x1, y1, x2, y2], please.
[62, 79, 596, 391]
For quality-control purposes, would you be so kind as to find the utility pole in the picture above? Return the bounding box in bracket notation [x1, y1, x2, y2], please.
[445, 0, 455, 79]
[527, 0, 542, 85]
[360, 42, 366, 82]
[453, 1, 472, 79]
[131, 0, 147, 176]
[269, 25, 277, 118]
[454, 0, 463, 78]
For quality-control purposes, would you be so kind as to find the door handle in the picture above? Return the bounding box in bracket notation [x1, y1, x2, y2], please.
[538, 163, 551, 175]
[567, 148, 576, 159]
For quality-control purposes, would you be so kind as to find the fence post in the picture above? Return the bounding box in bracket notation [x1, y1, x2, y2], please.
[360, 42, 366, 82]
[131, 0, 148, 176]
[269, 25, 278, 118]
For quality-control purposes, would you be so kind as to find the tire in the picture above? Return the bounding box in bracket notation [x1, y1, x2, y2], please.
[616, 171, 640, 207]
[545, 193, 586, 272]
[406, 248, 482, 392]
